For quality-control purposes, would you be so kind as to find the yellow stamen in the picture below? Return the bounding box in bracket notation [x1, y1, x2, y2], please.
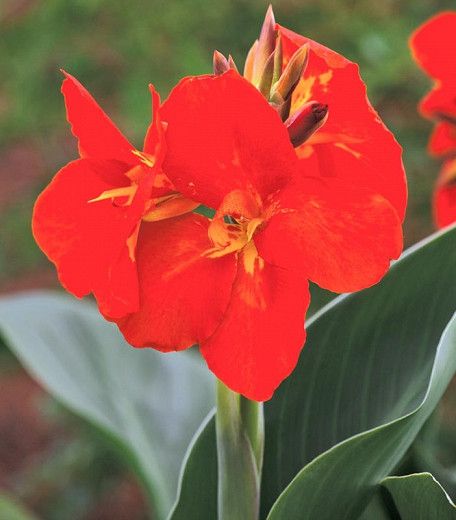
[131, 149, 156, 168]
[88, 185, 138, 205]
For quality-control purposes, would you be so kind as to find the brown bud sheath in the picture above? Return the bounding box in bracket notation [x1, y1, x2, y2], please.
[213, 50, 230, 75]
[270, 44, 309, 103]
[285, 101, 328, 147]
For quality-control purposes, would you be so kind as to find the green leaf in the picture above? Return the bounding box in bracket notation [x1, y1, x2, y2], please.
[381, 473, 456, 519]
[168, 225, 456, 519]
[168, 411, 217, 520]
[0, 494, 37, 520]
[0, 291, 215, 520]
[267, 314, 456, 519]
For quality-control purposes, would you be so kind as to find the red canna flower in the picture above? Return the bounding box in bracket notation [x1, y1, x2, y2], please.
[434, 158, 456, 228]
[410, 12, 456, 157]
[32, 72, 198, 319]
[114, 68, 404, 401]
[34, 10, 406, 401]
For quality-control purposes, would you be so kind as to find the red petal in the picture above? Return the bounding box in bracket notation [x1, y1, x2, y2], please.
[143, 84, 166, 163]
[410, 12, 456, 80]
[201, 253, 310, 401]
[279, 26, 407, 221]
[434, 159, 456, 228]
[61, 71, 136, 166]
[428, 122, 456, 157]
[161, 70, 298, 209]
[255, 177, 403, 294]
[419, 83, 456, 120]
[115, 214, 237, 351]
[32, 159, 144, 318]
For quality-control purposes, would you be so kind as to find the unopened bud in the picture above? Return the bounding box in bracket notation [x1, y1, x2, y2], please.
[252, 5, 276, 86]
[285, 101, 328, 147]
[244, 40, 258, 81]
[258, 51, 275, 98]
[270, 44, 309, 103]
[228, 55, 239, 73]
[213, 50, 229, 75]
[272, 33, 283, 86]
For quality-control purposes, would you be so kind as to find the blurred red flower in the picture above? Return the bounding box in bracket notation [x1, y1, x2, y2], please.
[410, 11, 456, 227]
[434, 159, 456, 229]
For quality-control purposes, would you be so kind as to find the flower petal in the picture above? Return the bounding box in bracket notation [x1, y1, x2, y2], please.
[161, 70, 298, 209]
[428, 121, 456, 157]
[115, 214, 237, 351]
[279, 26, 407, 221]
[255, 176, 403, 294]
[61, 71, 136, 166]
[32, 159, 143, 318]
[434, 159, 456, 228]
[409, 12, 456, 80]
[201, 252, 310, 401]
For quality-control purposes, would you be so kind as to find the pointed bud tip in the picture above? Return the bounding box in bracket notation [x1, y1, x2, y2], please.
[213, 50, 229, 75]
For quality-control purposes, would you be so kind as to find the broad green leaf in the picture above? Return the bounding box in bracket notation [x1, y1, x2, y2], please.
[0, 292, 214, 519]
[0, 494, 37, 520]
[168, 225, 456, 519]
[381, 473, 456, 519]
[267, 315, 456, 519]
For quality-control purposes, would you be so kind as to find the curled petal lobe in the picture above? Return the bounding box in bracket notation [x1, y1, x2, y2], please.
[161, 70, 298, 209]
[115, 214, 237, 351]
[201, 252, 310, 401]
[143, 84, 166, 163]
[409, 12, 456, 80]
[279, 26, 407, 221]
[61, 71, 136, 166]
[32, 159, 144, 318]
[255, 176, 403, 294]
[434, 159, 456, 228]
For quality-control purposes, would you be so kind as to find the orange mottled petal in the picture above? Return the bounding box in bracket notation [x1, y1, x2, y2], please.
[201, 253, 310, 401]
[434, 159, 456, 228]
[32, 159, 144, 318]
[61, 71, 136, 166]
[161, 70, 298, 209]
[114, 214, 237, 351]
[255, 177, 403, 294]
[279, 26, 407, 221]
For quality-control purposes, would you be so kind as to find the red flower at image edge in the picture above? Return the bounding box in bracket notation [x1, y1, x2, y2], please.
[434, 159, 456, 228]
[410, 11, 456, 227]
[33, 29, 406, 400]
[410, 12, 456, 157]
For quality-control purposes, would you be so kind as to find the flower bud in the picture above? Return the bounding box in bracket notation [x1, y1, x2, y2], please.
[285, 101, 328, 147]
[270, 44, 309, 104]
[213, 50, 230, 75]
[252, 5, 276, 86]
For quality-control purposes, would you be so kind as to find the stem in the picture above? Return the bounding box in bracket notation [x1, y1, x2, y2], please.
[216, 379, 264, 520]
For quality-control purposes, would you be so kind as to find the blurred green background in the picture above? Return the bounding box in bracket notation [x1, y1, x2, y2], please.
[0, 0, 453, 518]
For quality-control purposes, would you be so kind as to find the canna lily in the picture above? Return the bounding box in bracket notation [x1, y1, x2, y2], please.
[410, 12, 456, 157]
[32, 72, 198, 319]
[434, 158, 456, 228]
[410, 11, 456, 228]
[34, 10, 406, 401]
